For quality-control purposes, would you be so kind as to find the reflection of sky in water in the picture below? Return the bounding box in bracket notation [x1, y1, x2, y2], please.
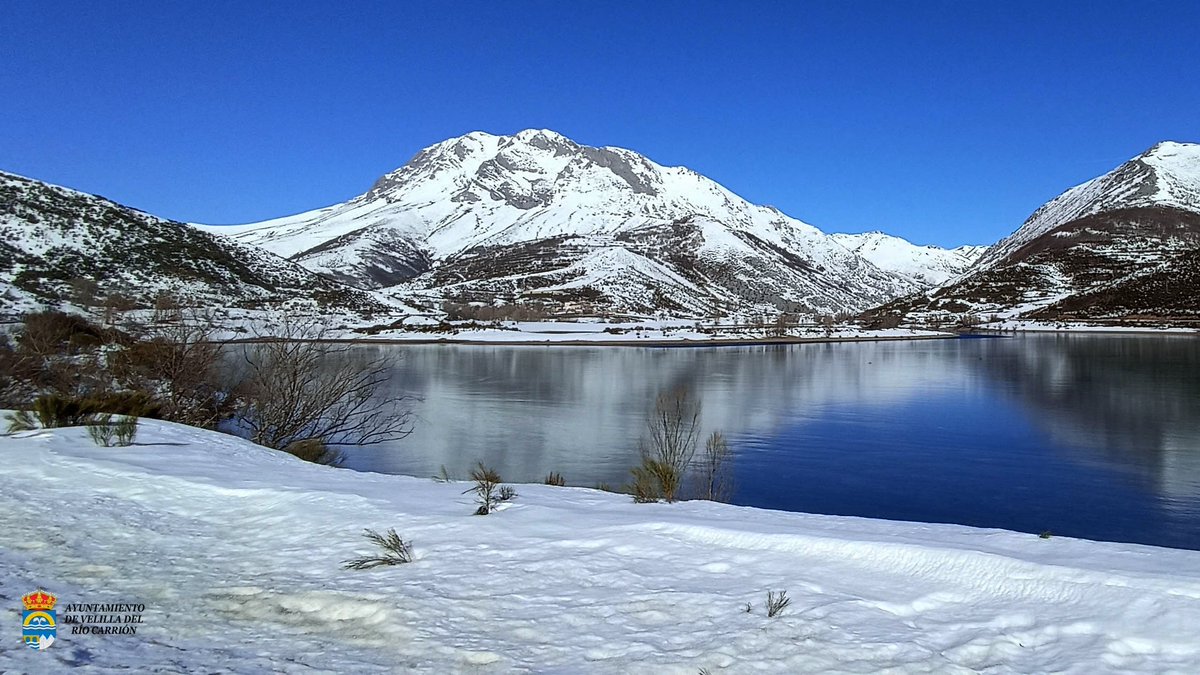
[339, 335, 1200, 551]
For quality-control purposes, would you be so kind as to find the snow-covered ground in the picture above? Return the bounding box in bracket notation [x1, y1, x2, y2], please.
[4, 421, 1200, 673]
[983, 319, 1199, 334]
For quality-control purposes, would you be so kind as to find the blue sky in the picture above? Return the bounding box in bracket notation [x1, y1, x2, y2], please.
[2, 1, 1197, 247]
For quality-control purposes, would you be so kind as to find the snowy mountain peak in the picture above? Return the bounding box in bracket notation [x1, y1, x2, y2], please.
[830, 231, 986, 286]
[360, 128, 667, 210]
[196, 129, 978, 315]
[870, 140, 1200, 324]
[978, 140, 1200, 268]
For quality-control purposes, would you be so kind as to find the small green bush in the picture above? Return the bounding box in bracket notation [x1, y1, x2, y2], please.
[114, 415, 137, 446]
[85, 414, 137, 447]
[33, 394, 102, 428]
[630, 456, 684, 503]
[5, 410, 38, 433]
[629, 462, 661, 503]
[30, 393, 157, 431]
[87, 414, 117, 446]
[90, 391, 161, 419]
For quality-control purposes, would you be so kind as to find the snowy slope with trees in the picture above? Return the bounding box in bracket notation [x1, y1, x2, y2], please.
[866, 141, 1200, 325]
[3, 421, 1199, 673]
[0, 171, 387, 319]
[977, 141, 1200, 269]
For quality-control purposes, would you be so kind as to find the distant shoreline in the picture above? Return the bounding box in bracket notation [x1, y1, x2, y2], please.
[223, 332, 958, 348]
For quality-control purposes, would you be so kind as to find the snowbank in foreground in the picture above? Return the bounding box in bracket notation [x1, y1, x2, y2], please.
[3, 422, 1199, 673]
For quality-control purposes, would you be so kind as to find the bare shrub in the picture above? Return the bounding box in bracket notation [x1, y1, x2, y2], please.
[342, 528, 414, 570]
[0, 335, 19, 407]
[872, 313, 903, 330]
[696, 430, 734, 502]
[13, 311, 113, 397]
[432, 465, 454, 482]
[68, 277, 100, 312]
[819, 313, 835, 337]
[543, 471, 566, 486]
[634, 387, 701, 503]
[766, 590, 791, 618]
[18, 310, 106, 356]
[464, 462, 503, 515]
[499, 485, 518, 501]
[234, 319, 415, 456]
[113, 305, 226, 428]
[101, 292, 137, 326]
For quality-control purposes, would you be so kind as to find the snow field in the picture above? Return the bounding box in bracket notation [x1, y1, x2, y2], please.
[3, 421, 1200, 673]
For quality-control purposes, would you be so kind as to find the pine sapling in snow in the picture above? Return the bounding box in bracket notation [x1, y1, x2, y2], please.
[342, 528, 414, 570]
[765, 590, 791, 618]
[465, 462, 505, 515]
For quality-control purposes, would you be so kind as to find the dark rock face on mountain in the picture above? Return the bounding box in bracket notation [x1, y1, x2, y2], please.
[865, 141, 1200, 326]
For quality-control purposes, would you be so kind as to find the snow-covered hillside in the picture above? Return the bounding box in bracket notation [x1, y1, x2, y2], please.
[867, 141, 1200, 325]
[831, 231, 986, 285]
[978, 141, 1200, 269]
[0, 171, 387, 318]
[199, 130, 974, 316]
[5, 421, 1200, 673]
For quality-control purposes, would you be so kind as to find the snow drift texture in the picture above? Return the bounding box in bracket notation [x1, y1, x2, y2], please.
[3, 420, 1199, 673]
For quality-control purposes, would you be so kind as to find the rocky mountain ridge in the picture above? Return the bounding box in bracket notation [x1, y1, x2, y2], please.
[0, 171, 384, 319]
[866, 141, 1200, 325]
[200, 129, 979, 316]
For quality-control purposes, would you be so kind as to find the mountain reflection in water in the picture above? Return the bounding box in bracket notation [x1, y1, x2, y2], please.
[339, 334, 1200, 550]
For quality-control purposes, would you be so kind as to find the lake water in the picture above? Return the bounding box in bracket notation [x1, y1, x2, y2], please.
[340, 334, 1200, 551]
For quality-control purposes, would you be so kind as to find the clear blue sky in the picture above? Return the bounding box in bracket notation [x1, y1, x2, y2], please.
[3, 1, 1197, 247]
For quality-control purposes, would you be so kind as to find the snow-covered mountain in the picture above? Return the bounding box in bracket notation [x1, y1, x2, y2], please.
[0, 171, 384, 318]
[200, 130, 969, 316]
[867, 141, 1200, 324]
[978, 142, 1200, 269]
[830, 232, 986, 286]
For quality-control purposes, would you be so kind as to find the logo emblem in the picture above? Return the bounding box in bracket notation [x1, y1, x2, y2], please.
[22, 589, 56, 651]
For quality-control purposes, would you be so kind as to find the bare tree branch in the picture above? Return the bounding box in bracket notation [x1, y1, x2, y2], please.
[235, 318, 415, 453]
